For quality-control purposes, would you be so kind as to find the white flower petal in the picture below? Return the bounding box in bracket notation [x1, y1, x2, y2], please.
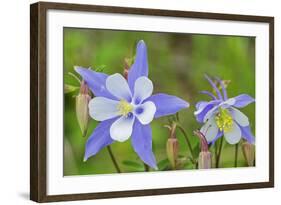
[231, 107, 249, 127]
[194, 102, 208, 115]
[134, 101, 156, 125]
[224, 98, 236, 106]
[89, 97, 120, 121]
[224, 122, 242, 144]
[106, 73, 132, 101]
[133, 76, 153, 104]
[200, 117, 219, 143]
[203, 99, 236, 123]
[195, 101, 208, 112]
[203, 105, 219, 122]
[219, 100, 234, 110]
[110, 115, 135, 142]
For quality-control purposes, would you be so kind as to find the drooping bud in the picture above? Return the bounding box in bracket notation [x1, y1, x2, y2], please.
[167, 138, 179, 170]
[242, 142, 255, 166]
[166, 123, 179, 170]
[198, 152, 212, 169]
[76, 80, 91, 137]
[215, 79, 231, 90]
[123, 58, 131, 80]
[213, 78, 231, 95]
[194, 130, 212, 169]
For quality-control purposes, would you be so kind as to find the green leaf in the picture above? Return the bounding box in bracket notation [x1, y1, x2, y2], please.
[122, 160, 144, 171]
[193, 142, 200, 159]
[64, 84, 79, 94]
[176, 156, 189, 169]
[157, 158, 170, 171]
[95, 65, 106, 72]
[183, 161, 195, 169]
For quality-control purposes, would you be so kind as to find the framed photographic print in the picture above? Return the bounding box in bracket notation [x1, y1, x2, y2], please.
[30, 1, 274, 202]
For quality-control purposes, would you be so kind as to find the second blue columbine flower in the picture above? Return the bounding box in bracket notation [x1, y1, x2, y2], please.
[76, 40, 189, 169]
[194, 75, 255, 145]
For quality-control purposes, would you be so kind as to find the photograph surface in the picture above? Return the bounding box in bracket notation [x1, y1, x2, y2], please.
[63, 28, 255, 176]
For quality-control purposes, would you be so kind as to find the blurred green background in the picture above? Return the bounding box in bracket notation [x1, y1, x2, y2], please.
[63, 28, 255, 176]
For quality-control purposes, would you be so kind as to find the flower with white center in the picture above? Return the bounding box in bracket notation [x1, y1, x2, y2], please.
[89, 73, 156, 142]
[194, 75, 255, 145]
[76, 40, 189, 169]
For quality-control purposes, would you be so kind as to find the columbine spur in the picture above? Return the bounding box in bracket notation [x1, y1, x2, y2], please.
[75, 40, 189, 169]
[194, 75, 255, 145]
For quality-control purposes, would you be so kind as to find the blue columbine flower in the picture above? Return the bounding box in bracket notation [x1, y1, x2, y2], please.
[194, 75, 255, 145]
[75, 40, 189, 169]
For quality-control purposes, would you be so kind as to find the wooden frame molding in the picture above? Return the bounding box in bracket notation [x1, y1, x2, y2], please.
[30, 2, 274, 202]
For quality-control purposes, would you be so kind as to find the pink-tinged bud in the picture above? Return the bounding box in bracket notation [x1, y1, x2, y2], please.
[76, 81, 91, 137]
[123, 68, 129, 80]
[242, 142, 255, 166]
[194, 130, 212, 169]
[166, 138, 179, 170]
[123, 58, 131, 80]
[166, 123, 179, 169]
[198, 152, 212, 169]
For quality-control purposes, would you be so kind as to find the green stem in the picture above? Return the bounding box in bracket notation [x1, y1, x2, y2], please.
[176, 124, 196, 163]
[144, 163, 149, 172]
[215, 141, 218, 164]
[107, 146, 121, 173]
[176, 112, 180, 121]
[68, 72, 81, 83]
[216, 137, 224, 168]
[234, 143, 238, 167]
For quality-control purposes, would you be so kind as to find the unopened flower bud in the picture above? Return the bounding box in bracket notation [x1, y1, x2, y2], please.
[194, 130, 212, 169]
[166, 123, 179, 169]
[123, 58, 131, 80]
[198, 152, 212, 169]
[167, 138, 179, 170]
[242, 142, 255, 166]
[76, 80, 91, 137]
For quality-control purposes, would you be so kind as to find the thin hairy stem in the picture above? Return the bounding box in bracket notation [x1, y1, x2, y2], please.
[216, 137, 224, 168]
[234, 143, 239, 167]
[107, 146, 121, 173]
[176, 124, 196, 164]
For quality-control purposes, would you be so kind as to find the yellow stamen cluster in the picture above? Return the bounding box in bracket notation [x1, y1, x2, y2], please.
[215, 108, 233, 132]
[117, 99, 133, 116]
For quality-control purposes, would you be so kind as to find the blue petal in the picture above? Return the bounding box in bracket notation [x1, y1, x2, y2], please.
[200, 91, 217, 100]
[84, 118, 117, 161]
[131, 119, 157, 169]
[75, 66, 116, 99]
[205, 74, 223, 100]
[128, 40, 149, 93]
[194, 100, 221, 123]
[145, 93, 189, 118]
[239, 125, 255, 144]
[210, 131, 223, 145]
[215, 77, 228, 100]
[196, 101, 208, 110]
[232, 94, 255, 108]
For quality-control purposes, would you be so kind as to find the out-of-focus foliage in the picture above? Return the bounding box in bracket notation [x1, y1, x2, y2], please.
[63, 28, 255, 176]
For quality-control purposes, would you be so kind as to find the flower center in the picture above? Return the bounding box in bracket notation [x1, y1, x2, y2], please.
[117, 99, 133, 116]
[215, 108, 233, 132]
